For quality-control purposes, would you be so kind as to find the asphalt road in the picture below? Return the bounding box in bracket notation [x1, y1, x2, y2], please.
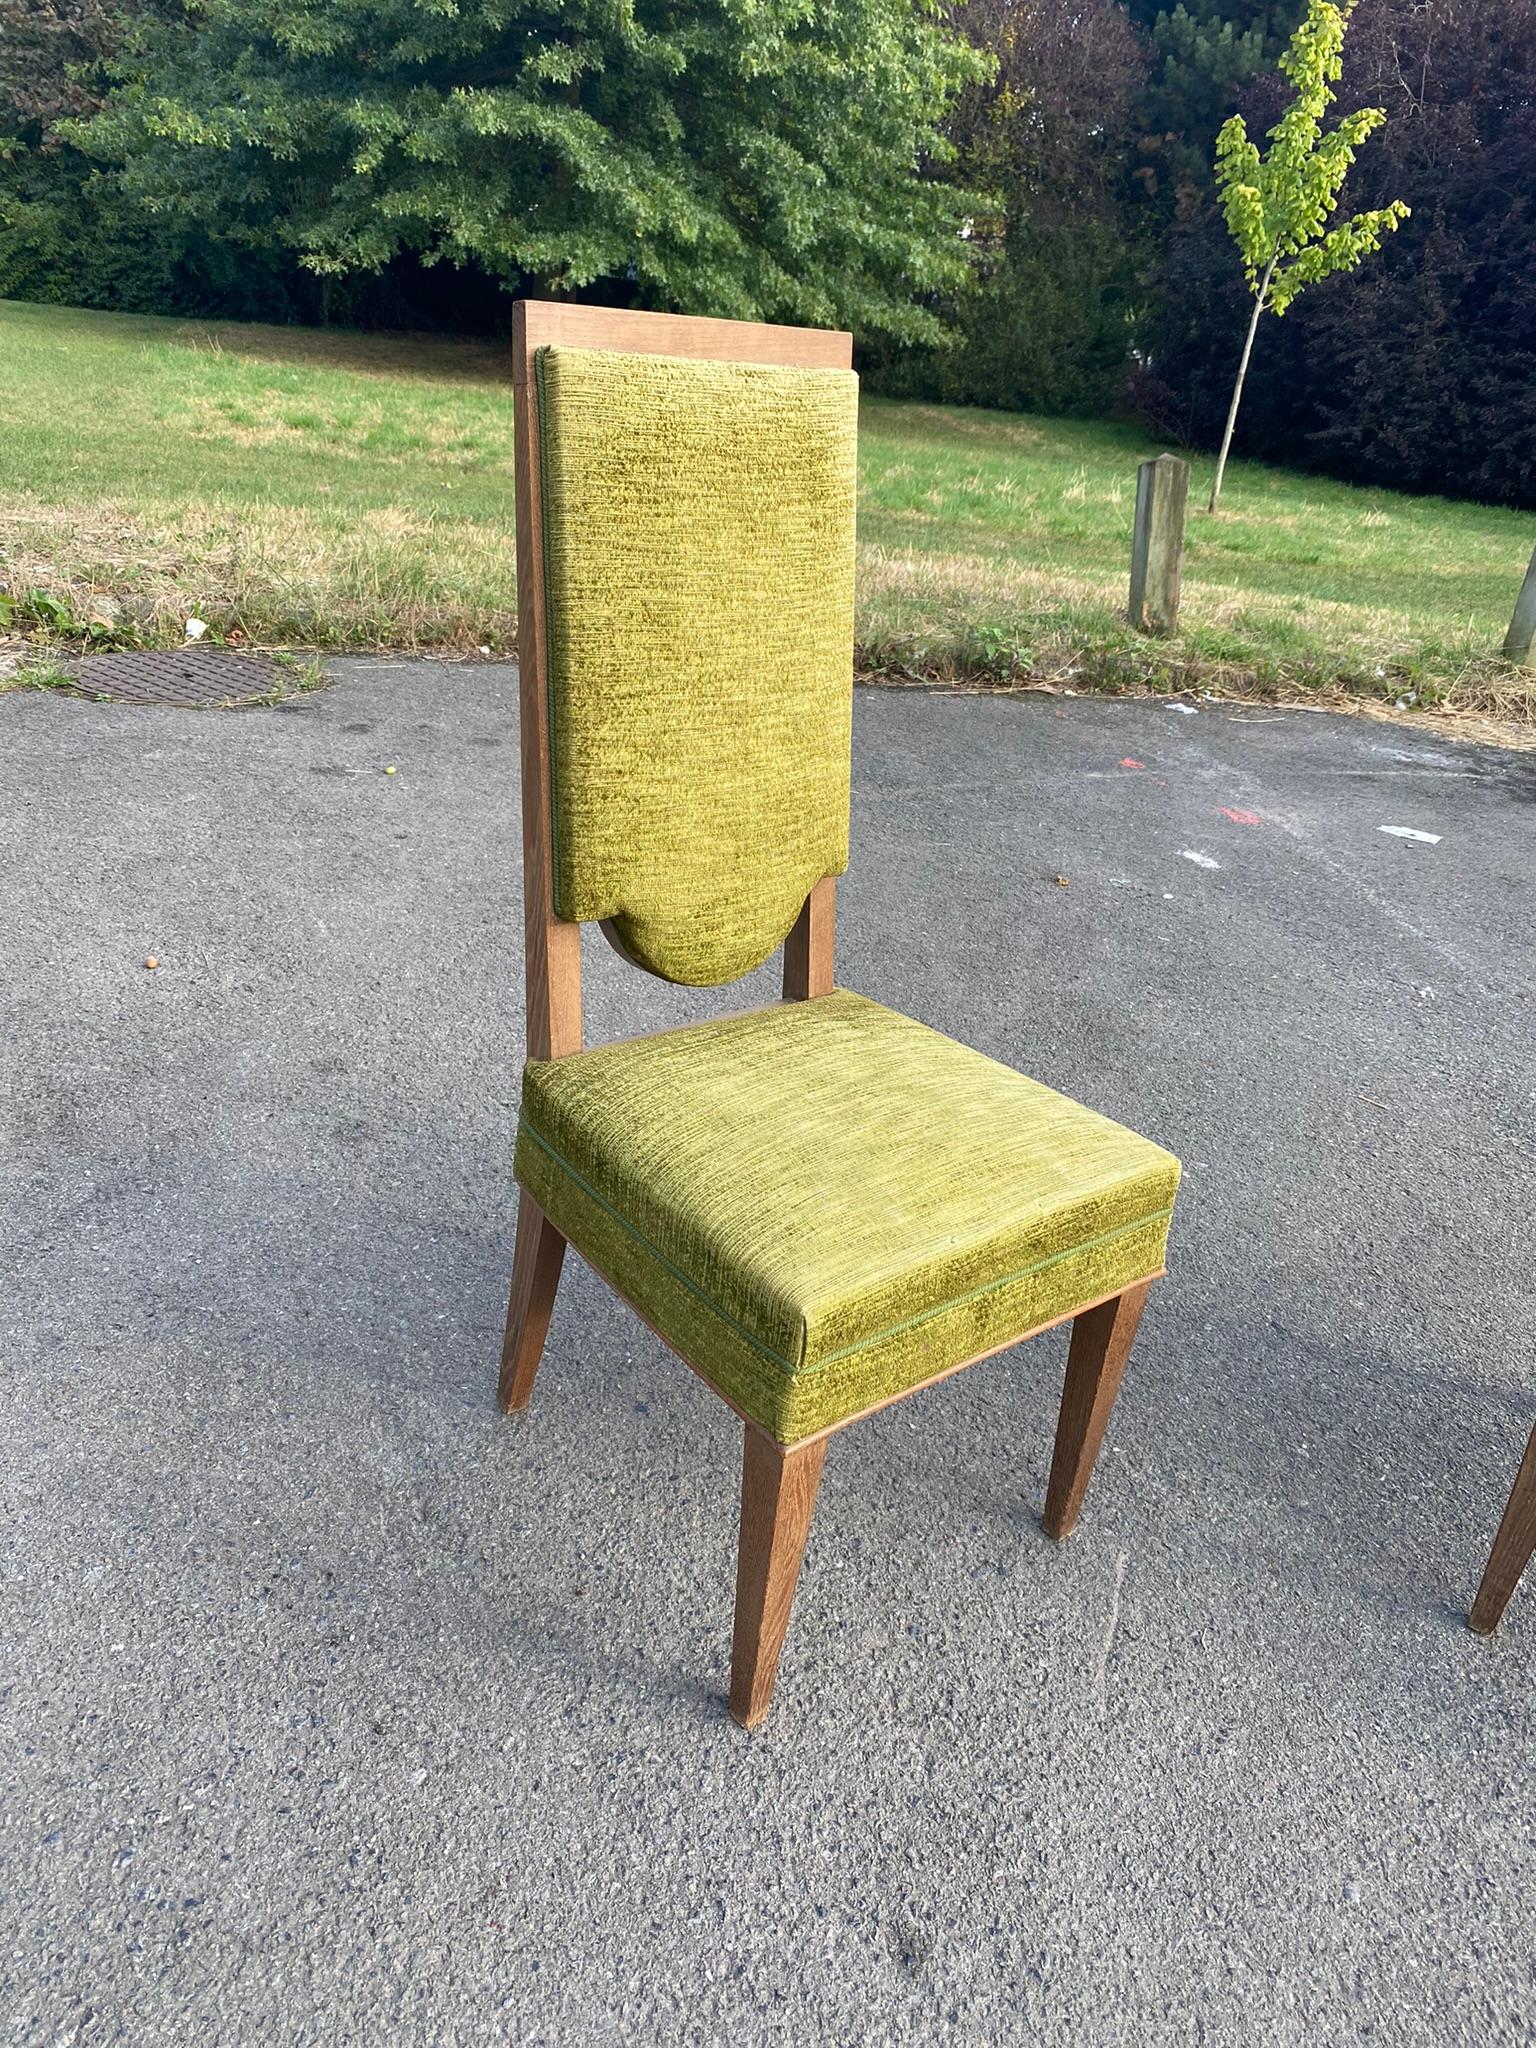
[3, 661, 1533, 2047]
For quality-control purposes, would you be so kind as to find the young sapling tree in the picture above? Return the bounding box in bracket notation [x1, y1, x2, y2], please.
[1207, 0, 1408, 513]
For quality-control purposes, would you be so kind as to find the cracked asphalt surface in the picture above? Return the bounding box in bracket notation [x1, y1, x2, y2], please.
[3, 660, 1534, 2046]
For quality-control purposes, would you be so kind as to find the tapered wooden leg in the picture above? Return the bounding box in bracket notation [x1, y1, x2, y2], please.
[497, 1191, 567, 1413]
[729, 1427, 827, 1729]
[1043, 1280, 1152, 1541]
[1469, 1424, 1536, 1637]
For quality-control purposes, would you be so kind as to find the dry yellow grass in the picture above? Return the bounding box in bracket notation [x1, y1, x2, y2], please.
[0, 494, 514, 652]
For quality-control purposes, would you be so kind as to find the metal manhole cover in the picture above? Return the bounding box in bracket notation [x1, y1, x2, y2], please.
[57, 649, 286, 706]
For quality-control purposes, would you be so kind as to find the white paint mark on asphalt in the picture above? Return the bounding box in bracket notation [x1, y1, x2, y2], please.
[1095, 1550, 1130, 1720]
[1158, 731, 1499, 987]
[1379, 825, 1442, 843]
[1179, 849, 1221, 870]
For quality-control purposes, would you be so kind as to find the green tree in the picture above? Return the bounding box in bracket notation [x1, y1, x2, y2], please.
[1206, 0, 1406, 510]
[72, 0, 986, 343]
[1123, 2, 1301, 215]
[0, 0, 263, 317]
[868, 0, 1148, 418]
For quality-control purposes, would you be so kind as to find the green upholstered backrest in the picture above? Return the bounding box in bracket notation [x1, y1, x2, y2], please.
[534, 343, 859, 987]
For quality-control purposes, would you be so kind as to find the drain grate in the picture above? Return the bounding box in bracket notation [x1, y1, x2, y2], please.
[58, 649, 287, 707]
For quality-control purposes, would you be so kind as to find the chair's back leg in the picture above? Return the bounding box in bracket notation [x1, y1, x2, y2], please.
[1043, 1280, 1152, 1541]
[1470, 1423, 1536, 1636]
[730, 1426, 827, 1728]
[498, 1191, 567, 1412]
[782, 877, 836, 1000]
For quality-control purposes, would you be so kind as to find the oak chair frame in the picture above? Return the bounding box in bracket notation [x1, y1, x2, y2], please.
[498, 299, 1163, 1727]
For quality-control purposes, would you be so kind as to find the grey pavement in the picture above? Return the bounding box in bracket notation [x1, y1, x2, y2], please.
[2, 659, 1534, 2047]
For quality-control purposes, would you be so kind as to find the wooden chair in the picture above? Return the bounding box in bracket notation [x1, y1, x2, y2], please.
[1469, 1424, 1536, 1637]
[499, 300, 1182, 1727]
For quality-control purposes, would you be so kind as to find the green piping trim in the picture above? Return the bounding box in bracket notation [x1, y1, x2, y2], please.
[812, 1203, 1172, 1365]
[518, 1112, 1172, 1381]
[533, 346, 562, 906]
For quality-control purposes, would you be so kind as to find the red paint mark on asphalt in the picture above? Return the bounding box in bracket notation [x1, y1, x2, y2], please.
[1121, 758, 1146, 770]
[1218, 806, 1262, 825]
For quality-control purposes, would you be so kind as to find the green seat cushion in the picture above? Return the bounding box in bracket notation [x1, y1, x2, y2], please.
[515, 991, 1180, 1444]
[535, 344, 859, 988]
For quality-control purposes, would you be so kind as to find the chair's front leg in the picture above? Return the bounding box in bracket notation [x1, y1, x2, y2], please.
[1043, 1280, 1152, 1541]
[1470, 1423, 1536, 1637]
[498, 1190, 567, 1413]
[730, 1426, 827, 1729]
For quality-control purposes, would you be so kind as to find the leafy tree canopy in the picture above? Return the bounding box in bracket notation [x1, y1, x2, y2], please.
[872, 0, 1148, 417]
[1122, 3, 1303, 211]
[73, 0, 987, 342]
[1213, 0, 1406, 316]
[1205, 0, 1406, 506]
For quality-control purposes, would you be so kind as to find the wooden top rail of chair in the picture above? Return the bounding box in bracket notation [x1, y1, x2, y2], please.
[512, 300, 853, 385]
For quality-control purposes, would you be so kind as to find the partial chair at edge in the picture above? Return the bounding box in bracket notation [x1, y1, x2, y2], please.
[1469, 1424, 1536, 1638]
[496, 299, 1183, 1728]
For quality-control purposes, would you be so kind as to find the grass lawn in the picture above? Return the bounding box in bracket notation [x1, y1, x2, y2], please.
[2, 298, 1532, 716]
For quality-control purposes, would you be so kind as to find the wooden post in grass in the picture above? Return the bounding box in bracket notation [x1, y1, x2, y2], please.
[1502, 545, 1536, 665]
[1129, 454, 1189, 637]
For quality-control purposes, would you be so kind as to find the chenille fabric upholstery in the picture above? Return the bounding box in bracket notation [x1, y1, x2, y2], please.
[535, 344, 859, 987]
[515, 991, 1180, 1444]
